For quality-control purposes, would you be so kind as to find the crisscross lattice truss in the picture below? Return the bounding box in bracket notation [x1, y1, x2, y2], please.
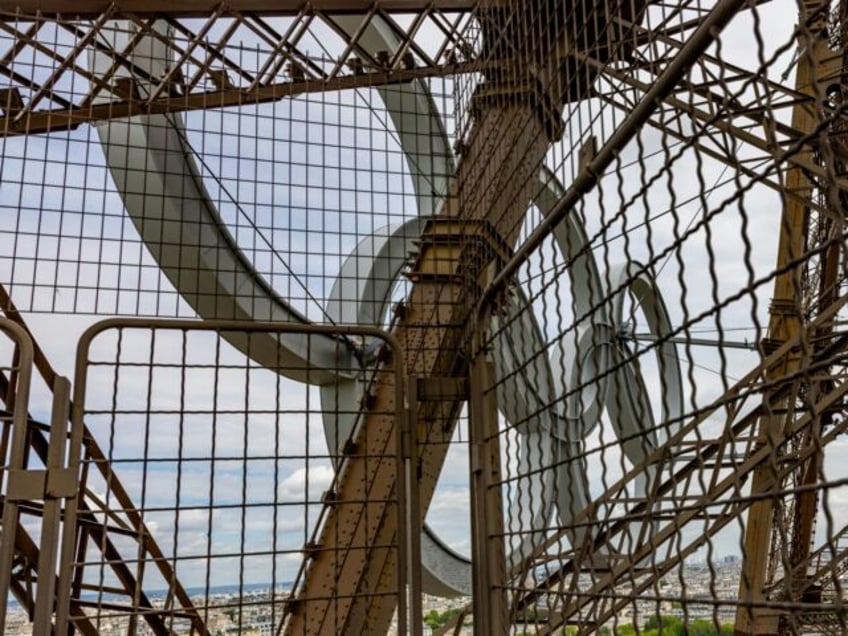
[0, 0, 847, 635]
[0, 1, 478, 136]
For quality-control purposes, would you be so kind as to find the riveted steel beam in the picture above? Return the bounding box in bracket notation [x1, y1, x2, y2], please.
[0, 5, 478, 136]
[0, 1, 482, 18]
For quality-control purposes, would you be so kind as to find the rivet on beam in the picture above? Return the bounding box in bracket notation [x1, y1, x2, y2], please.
[112, 77, 140, 100]
[0, 88, 24, 116]
[208, 69, 234, 90]
[578, 135, 598, 172]
[287, 62, 305, 81]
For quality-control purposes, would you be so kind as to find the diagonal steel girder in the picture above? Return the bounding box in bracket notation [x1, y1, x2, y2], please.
[1, 1, 815, 196]
[0, 4, 477, 136]
[281, 0, 749, 634]
[590, 12, 848, 223]
[510, 305, 848, 636]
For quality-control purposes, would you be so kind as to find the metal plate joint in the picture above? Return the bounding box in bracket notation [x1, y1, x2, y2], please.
[46, 468, 78, 498]
[470, 80, 564, 141]
[6, 467, 77, 501]
[406, 218, 513, 290]
[415, 376, 469, 402]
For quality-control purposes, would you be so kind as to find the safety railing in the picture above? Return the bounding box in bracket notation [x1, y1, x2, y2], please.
[59, 318, 419, 636]
[0, 318, 80, 635]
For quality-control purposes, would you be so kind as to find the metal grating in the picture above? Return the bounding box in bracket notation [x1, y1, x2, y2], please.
[66, 319, 415, 635]
[0, 0, 846, 635]
[456, 0, 848, 634]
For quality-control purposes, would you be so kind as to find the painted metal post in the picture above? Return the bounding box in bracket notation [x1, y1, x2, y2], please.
[469, 326, 507, 636]
[405, 378, 424, 636]
[0, 319, 34, 632]
[32, 376, 72, 634]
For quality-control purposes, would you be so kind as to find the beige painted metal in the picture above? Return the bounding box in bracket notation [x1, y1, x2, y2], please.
[281, 0, 686, 630]
[0, 62, 488, 138]
[0, 307, 217, 635]
[509, 297, 848, 634]
[0, 312, 415, 635]
[469, 342, 506, 636]
[0, 278, 214, 636]
[451, 2, 777, 633]
[0, 6, 479, 137]
[0, 287, 100, 635]
[735, 2, 832, 633]
[283, 96, 551, 635]
[0, 319, 34, 633]
[32, 376, 71, 635]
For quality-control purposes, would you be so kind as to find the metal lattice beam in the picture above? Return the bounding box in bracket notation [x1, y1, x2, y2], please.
[0, 5, 477, 136]
[0, 1, 481, 17]
[511, 312, 848, 636]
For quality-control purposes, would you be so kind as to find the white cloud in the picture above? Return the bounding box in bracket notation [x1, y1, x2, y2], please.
[277, 463, 334, 502]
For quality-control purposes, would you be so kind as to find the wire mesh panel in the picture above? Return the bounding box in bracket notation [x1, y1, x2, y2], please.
[0, 0, 847, 635]
[460, 0, 848, 635]
[0, 314, 83, 636]
[66, 319, 415, 636]
[0, 13, 459, 321]
[0, 318, 36, 633]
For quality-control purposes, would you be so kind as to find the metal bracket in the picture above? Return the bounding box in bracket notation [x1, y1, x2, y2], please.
[0, 88, 24, 117]
[416, 376, 469, 402]
[112, 77, 140, 101]
[470, 80, 565, 141]
[406, 218, 513, 291]
[578, 135, 598, 172]
[6, 467, 77, 501]
[303, 542, 321, 560]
